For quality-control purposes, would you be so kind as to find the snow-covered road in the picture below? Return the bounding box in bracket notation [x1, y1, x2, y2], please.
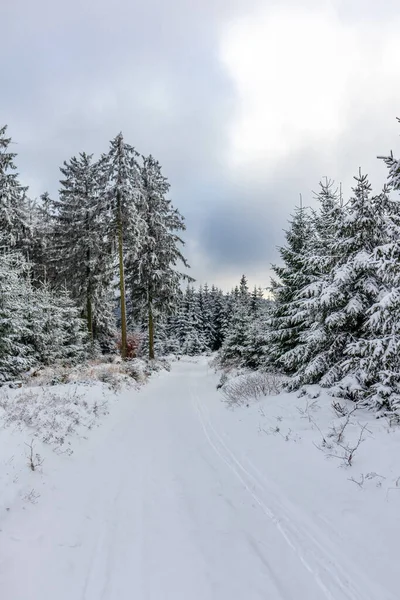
[1, 358, 398, 599]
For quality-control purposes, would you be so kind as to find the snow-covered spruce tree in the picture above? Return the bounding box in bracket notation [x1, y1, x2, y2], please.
[0, 253, 87, 381]
[52, 152, 115, 349]
[51, 286, 88, 363]
[209, 285, 226, 351]
[294, 172, 385, 395]
[284, 179, 344, 386]
[238, 274, 250, 308]
[220, 290, 235, 342]
[100, 133, 143, 358]
[250, 285, 263, 317]
[175, 286, 207, 355]
[22, 282, 87, 367]
[158, 311, 184, 355]
[239, 286, 271, 370]
[309, 171, 386, 390]
[29, 192, 56, 284]
[0, 126, 31, 255]
[267, 202, 313, 372]
[159, 285, 229, 355]
[343, 145, 400, 413]
[0, 253, 33, 380]
[219, 275, 252, 366]
[151, 315, 180, 356]
[198, 284, 216, 351]
[125, 154, 191, 359]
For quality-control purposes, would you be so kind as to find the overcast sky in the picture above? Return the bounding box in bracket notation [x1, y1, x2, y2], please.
[3, 0, 400, 291]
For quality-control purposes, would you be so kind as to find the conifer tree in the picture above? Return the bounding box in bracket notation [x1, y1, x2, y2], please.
[219, 275, 252, 366]
[314, 171, 384, 388]
[0, 125, 31, 254]
[284, 180, 343, 385]
[346, 146, 400, 411]
[268, 202, 312, 372]
[197, 283, 216, 350]
[209, 286, 226, 350]
[125, 155, 191, 359]
[0, 253, 87, 381]
[243, 303, 271, 369]
[0, 253, 32, 380]
[175, 286, 207, 355]
[100, 133, 143, 358]
[29, 192, 56, 284]
[52, 152, 115, 347]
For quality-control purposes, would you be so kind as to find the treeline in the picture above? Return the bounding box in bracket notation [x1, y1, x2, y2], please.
[0, 125, 189, 381]
[154, 278, 267, 360]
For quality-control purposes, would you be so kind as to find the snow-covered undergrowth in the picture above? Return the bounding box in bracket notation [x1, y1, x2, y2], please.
[20, 356, 170, 388]
[220, 370, 287, 406]
[0, 357, 170, 514]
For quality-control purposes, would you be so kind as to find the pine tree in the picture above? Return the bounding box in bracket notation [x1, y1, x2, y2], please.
[100, 133, 143, 358]
[0, 125, 31, 254]
[29, 192, 56, 284]
[125, 154, 191, 358]
[219, 275, 252, 366]
[52, 152, 115, 347]
[284, 180, 344, 386]
[315, 171, 384, 389]
[175, 287, 207, 355]
[209, 286, 225, 350]
[0, 253, 32, 380]
[196, 283, 216, 350]
[0, 253, 87, 381]
[243, 302, 271, 369]
[238, 274, 250, 307]
[345, 145, 400, 412]
[268, 202, 313, 372]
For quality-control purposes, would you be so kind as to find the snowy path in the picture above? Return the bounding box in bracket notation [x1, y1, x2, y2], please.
[1, 359, 397, 600]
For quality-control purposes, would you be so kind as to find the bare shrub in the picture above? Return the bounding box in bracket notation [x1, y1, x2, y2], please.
[222, 372, 285, 406]
[297, 398, 320, 421]
[217, 372, 228, 390]
[332, 400, 349, 417]
[23, 489, 40, 504]
[324, 423, 370, 467]
[327, 406, 358, 444]
[348, 472, 385, 489]
[96, 368, 123, 392]
[2, 386, 108, 447]
[25, 440, 44, 471]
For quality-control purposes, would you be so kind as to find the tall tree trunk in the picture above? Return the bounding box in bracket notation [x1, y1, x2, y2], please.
[86, 210, 93, 344]
[117, 191, 127, 359]
[148, 298, 154, 360]
[87, 292, 93, 342]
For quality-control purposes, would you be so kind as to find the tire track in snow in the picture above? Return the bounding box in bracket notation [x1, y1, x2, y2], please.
[210, 423, 397, 600]
[190, 391, 290, 600]
[192, 387, 396, 600]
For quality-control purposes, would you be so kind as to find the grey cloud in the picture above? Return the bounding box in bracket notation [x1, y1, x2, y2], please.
[2, 0, 400, 292]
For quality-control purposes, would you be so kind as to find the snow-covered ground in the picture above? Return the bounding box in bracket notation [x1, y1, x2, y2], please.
[1, 357, 400, 599]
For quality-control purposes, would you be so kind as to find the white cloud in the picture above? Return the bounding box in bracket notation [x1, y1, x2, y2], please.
[219, 2, 400, 179]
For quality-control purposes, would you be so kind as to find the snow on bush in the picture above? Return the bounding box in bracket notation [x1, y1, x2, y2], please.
[221, 371, 286, 406]
[0, 357, 171, 452]
[0, 384, 109, 450]
[19, 357, 170, 389]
